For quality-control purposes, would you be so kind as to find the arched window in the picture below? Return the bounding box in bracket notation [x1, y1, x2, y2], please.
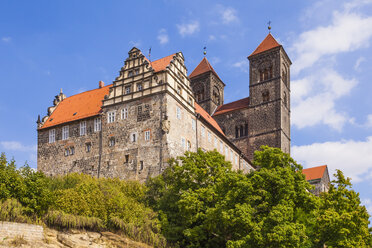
[282, 65, 288, 86]
[213, 86, 220, 105]
[262, 90, 270, 102]
[258, 61, 273, 82]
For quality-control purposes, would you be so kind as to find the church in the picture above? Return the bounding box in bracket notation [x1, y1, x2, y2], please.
[36, 32, 329, 192]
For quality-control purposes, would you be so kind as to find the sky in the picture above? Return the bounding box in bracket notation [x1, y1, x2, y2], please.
[1, 0, 372, 217]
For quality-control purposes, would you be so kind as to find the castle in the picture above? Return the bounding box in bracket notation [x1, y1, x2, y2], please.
[37, 33, 326, 189]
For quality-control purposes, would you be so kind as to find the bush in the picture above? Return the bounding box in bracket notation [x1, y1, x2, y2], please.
[44, 210, 104, 230]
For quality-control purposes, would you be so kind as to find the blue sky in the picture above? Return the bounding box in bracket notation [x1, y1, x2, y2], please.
[1, 0, 372, 217]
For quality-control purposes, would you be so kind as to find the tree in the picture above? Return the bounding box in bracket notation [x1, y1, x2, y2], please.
[314, 170, 372, 248]
[147, 147, 318, 248]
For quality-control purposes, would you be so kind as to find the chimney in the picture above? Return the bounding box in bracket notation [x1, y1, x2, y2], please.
[99, 81, 105, 88]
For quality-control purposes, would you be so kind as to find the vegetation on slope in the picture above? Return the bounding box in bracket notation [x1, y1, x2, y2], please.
[0, 147, 371, 248]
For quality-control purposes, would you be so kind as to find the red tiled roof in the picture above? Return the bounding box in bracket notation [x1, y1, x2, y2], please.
[195, 103, 225, 136]
[189, 57, 223, 82]
[249, 33, 281, 57]
[40, 85, 111, 129]
[213, 97, 250, 116]
[302, 165, 327, 181]
[150, 54, 176, 72]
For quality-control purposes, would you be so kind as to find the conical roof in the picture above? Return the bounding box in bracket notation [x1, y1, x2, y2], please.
[249, 33, 281, 57]
[189, 57, 223, 82]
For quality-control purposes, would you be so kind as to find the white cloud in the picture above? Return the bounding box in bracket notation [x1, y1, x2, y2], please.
[221, 7, 238, 24]
[177, 21, 200, 37]
[232, 60, 249, 73]
[292, 69, 357, 130]
[291, 11, 372, 74]
[0, 141, 36, 152]
[354, 56, 365, 71]
[157, 29, 169, 45]
[1, 37, 11, 42]
[361, 198, 372, 217]
[365, 114, 372, 127]
[208, 35, 216, 41]
[210, 57, 221, 65]
[344, 0, 372, 11]
[292, 136, 372, 183]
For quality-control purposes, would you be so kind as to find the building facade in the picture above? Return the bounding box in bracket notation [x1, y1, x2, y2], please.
[37, 33, 295, 181]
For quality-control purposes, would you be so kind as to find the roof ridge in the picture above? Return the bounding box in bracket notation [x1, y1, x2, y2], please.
[220, 96, 250, 106]
[249, 33, 281, 57]
[64, 84, 112, 99]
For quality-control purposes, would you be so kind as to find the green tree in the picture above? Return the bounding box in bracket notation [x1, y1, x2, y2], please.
[314, 170, 372, 248]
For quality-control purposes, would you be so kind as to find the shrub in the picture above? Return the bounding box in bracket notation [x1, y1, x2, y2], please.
[44, 210, 104, 230]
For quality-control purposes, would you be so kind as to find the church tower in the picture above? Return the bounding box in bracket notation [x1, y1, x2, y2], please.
[247, 33, 291, 160]
[189, 57, 225, 116]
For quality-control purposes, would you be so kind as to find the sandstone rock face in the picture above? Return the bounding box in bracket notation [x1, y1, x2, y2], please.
[0, 222, 151, 248]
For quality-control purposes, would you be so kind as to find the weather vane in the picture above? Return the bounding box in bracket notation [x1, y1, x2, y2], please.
[203, 46, 207, 56]
[268, 21, 272, 33]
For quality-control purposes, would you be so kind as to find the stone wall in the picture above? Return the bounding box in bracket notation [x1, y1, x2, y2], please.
[0, 221, 43, 241]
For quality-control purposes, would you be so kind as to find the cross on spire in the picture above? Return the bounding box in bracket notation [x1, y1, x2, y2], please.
[203, 46, 207, 56]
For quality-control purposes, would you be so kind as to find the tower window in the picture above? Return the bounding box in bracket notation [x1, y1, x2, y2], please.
[213, 86, 220, 105]
[283, 91, 288, 107]
[109, 138, 115, 147]
[262, 90, 270, 102]
[86, 143, 91, 152]
[260, 67, 273, 81]
[139, 161, 144, 171]
[282, 69, 288, 86]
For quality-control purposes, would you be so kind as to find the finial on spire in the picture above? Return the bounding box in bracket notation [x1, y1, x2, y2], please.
[203, 46, 207, 56]
[148, 47, 152, 61]
[60, 88, 63, 94]
[267, 21, 272, 33]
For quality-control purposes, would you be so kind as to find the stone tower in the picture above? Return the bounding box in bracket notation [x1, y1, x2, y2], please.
[189, 57, 225, 115]
[247, 33, 291, 159]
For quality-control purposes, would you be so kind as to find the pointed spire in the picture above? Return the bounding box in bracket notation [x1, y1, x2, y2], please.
[249, 33, 281, 58]
[189, 57, 222, 82]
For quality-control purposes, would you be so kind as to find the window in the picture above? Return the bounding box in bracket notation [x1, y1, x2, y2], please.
[139, 161, 144, 171]
[125, 86, 131, 94]
[213, 86, 220, 105]
[128, 71, 133, 77]
[86, 143, 91, 152]
[145, 130, 150, 141]
[80, 121, 86, 136]
[220, 141, 223, 153]
[49, 129, 55, 143]
[192, 119, 196, 130]
[131, 133, 137, 142]
[62, 126, 69, 140]
[176, 106, 181, 119]
[235, 126, 239, 138]
[201, 126, 205, 137]
[188, 97, 193, 105]
[70, 147, 75, 155]
[135, 69, 140, 75]
[235, 155, 238, 165]
[109, 137, 115, 147]
[181, 137, 186, 149]
[137, 83, 143, 91]
[177, 85, 182, 94]
[214, 137, 218, 148]
[187, 140, 191, 151]
[235, 124, 248, 138]
[208, 131, 211, 142]
[262, 90, 270, 102]
[125, 155, 129, 163]
[121, 108, 128, 119]
[225, 146, 228, 157]
[107, 111, 116, 123]
[94, 118, 101, 132]
[260, 67, 273, 81]
[64, 148, 69, 156]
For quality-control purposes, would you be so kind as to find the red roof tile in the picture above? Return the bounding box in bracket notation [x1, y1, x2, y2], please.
[40, 85, 111, 129]
[249, 33, 281, 57]
[302, 165, 327, 181]
[150, 54, 176, 72]
[195, 103, 225, 136]
[189, 57, 223, 82]
[213, 97, 250, 116]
